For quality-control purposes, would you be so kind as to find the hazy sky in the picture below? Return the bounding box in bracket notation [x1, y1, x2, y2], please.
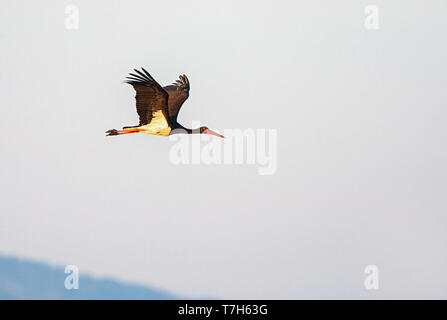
[1, 0, 446, 299]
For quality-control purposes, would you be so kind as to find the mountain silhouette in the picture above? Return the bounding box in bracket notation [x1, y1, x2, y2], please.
[0, 255, 177, 299]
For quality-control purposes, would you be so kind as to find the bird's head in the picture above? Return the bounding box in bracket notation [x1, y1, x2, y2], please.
[200, 126, 225, 138]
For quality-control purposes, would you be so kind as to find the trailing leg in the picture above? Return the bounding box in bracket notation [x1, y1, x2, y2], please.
[105, 128, 139, 136]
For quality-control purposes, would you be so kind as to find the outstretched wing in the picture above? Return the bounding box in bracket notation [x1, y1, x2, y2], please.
[125, 68, 170, 127]
[163, 75, 190, 124]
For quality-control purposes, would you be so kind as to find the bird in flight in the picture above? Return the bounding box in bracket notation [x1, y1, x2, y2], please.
[106, 67, 224, 138]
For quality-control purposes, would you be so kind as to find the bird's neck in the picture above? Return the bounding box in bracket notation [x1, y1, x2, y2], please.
[185, 127, 201, 134]
[171, 124, 200, 135]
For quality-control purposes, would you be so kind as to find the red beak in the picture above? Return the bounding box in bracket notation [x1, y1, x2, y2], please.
[205, 129, 225, 138]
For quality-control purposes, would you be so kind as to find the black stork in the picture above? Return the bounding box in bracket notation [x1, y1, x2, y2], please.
[106, 67, 224, 138]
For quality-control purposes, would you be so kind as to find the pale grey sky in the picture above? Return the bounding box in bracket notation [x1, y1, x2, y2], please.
[0, 0, 446, 298]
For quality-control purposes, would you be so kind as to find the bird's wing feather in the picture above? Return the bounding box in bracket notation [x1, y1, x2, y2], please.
[163, 75, 190, 123]
[125, 68, 170, 127]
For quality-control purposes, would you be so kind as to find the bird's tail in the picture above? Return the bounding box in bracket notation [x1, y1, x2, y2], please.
[106, 128, 138, 136]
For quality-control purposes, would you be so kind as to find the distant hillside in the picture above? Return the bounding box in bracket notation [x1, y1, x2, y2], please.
[0, 255, 177, 299]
